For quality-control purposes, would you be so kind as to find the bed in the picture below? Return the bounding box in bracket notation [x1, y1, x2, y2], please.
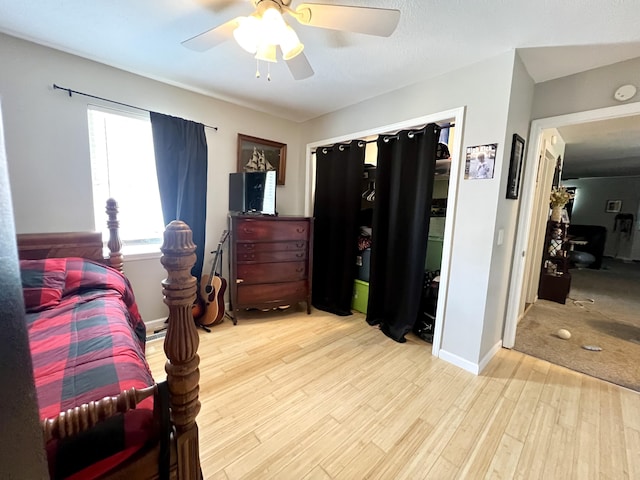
[17, 198, 201, 480]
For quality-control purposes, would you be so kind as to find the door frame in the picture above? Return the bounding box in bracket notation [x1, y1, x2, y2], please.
[304, 106, 466, 358]
[523, 143, 560, 304]
[503, 101, 640, 348]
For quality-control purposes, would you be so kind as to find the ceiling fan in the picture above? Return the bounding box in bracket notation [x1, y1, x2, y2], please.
[182, 0, 401, 80]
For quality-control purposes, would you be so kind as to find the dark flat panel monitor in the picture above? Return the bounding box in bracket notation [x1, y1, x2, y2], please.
[229, 171, 277, 215]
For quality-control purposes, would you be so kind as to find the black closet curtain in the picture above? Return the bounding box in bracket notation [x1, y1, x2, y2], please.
[150, 112, 208, 280]
[366, 124, 440, 342]
[312, 141, 365, 315]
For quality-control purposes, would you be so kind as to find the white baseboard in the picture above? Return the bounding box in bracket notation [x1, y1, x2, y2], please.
[438, 350, 481, 375]
[145, 317, 168, 334]
[438, 340, 502, 375]
[478, 340, 503, 374]
[145, 301, 231, 334]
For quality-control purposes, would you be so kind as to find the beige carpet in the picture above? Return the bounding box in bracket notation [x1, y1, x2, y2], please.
[514, 258, 640, 392]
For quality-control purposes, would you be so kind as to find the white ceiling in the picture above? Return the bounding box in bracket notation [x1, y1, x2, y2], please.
[1, 0, 640, 124]
[1, 0, 639, 179]
[559, 115, 640, 179]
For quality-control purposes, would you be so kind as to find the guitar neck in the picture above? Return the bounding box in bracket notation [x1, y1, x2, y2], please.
[206, 230, 229, 282]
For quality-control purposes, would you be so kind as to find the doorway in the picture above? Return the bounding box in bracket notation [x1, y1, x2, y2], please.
[505, 101, 640, 347]
[304, 107, 466, 358]
[504, 102, 640, 390]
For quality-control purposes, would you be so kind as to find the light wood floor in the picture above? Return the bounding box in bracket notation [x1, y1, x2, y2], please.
[146, 306, 640, 480]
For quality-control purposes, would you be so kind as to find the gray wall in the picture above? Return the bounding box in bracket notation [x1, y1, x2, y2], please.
[0, 103, 48, 479]
[0, 32, 304, 324]
[563, 176, 640, 259]
[301, 50, 535, 371]
[481, 53, 535, 357]
[532, 57, 640, 120]
[533, 56, 640, 263]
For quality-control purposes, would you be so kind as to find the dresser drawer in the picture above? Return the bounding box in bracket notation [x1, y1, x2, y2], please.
[237, 249, 307, 264]
[235, 219, 310, 241]
[237, 281, 307, 305]
[237, 261, 307, 284]
[236, 241, 306, 254]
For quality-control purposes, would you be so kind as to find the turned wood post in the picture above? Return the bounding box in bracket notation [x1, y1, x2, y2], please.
[105, 198, 124, 273]
[41, 385, 156, 443]
[160, 221, 201, 480]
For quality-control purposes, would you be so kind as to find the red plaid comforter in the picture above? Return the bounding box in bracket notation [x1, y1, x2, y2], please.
[21, 257, 156, 479]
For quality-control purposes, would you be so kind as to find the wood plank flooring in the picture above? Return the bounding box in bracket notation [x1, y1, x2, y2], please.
[145, 307, 640, 479]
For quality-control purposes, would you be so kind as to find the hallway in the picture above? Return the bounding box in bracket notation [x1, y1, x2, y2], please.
[514, 258, 640, 391]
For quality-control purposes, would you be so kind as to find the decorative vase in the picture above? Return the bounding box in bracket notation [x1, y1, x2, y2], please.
[550, 205, 563, 222]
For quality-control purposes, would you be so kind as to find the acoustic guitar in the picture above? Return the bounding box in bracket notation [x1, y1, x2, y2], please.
[198, 230, 229, 327]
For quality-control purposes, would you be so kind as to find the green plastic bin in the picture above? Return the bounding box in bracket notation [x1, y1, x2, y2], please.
[352, 279, 369, 314]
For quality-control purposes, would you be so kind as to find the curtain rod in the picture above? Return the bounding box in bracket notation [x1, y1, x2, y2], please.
[53, 84, 218, 131]
[313, 123, 454, 153]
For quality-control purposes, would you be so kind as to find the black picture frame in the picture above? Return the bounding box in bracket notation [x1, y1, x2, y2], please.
[237, 134, 287, 185]
[506, 134, 525, 199]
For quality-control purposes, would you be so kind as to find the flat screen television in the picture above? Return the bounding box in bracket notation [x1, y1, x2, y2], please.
[228, 171, 277, 215]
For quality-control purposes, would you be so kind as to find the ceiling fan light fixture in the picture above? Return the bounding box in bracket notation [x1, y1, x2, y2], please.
[280, 25, 304, 60]
[261, 7, 288, 45]
[255, 43, 277, 63]
[233, 16, 260, 54]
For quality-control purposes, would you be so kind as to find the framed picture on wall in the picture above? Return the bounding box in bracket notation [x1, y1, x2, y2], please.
[237, 134, 287, 185]
[506, 134, 525, 199]
[605, 200, 622, 213]
[464, 143, 497, 180]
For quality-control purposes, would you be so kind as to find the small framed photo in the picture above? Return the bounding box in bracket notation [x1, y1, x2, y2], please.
[605, 200, 622, 213]
[465, 143, 497, 180]
[506, 134, 525, 199]
[237, 134, 287, 185]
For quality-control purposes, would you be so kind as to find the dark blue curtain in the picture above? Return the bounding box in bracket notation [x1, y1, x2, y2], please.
[366, 124, 440, 342]
[312, 141, 366, 315]
[150, 112, 208, 280]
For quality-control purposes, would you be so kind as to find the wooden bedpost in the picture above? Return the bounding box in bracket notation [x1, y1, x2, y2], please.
[105, 198, 124, 273]
[160, 221, 201, 480]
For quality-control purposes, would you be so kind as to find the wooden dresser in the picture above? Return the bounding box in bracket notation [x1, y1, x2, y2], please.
[229, 215, 313, 320]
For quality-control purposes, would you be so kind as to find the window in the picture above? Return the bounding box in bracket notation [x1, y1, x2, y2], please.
[88, 106, 165, 254]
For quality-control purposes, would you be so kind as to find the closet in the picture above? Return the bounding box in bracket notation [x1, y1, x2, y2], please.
[352, 142, 377, 315]
[415, 149, 451, 342]
[312, 122, 453, 343]
[351, 127, 454, 343]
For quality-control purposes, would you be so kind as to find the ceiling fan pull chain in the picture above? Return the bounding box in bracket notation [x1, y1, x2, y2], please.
[256, 58, 261, 79]
[267, 62, 271, 82]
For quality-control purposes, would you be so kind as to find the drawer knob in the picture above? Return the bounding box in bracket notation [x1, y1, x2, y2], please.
[296, 227, 306, 233]
[243, 254, 255, 260]
[236, 279, 244, 284]
[296, 253, 304, 258]
[296, 243, 304, 248]
[243, 228, 254, 234]
[296, 268, 304, 273]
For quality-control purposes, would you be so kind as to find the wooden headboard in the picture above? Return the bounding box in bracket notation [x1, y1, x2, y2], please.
[16, 198, 124, 272]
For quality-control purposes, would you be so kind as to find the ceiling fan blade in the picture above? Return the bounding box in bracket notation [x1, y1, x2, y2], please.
[208, 0, 243, 13]
[286, 52, 314, 80]
[294, 4, 400, 37]
[182, 17, 240, 52]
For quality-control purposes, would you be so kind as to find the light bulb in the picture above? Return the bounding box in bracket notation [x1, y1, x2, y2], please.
[261, 7, 287, 45]
[255, 43, 277, 63]
[233, 16, 260, 54]
[280, 25, 304, 60]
